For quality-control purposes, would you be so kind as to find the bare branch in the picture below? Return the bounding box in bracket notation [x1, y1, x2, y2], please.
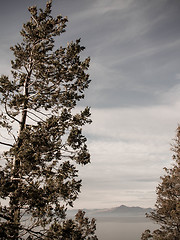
[0, 133, 12, 141]
[2, 128, 17, 143]
[5, 103, 21, 124]
[27, 110, 45, 122]
[20, 226, 45, 238]
[0, 141, 13, 147]
[34, 109, 51, 117]
[0, 212, 12, 221]
[27, 114, 39, 123]
[31, 15, 39, 27]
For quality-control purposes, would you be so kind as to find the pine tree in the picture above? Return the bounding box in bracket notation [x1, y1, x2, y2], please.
[141, 126, 180, 240]
[0, 1, 97, 239]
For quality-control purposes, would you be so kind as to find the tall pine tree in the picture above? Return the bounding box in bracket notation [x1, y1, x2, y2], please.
[0, 1, 97, 239]
[141, 126, 180, 240]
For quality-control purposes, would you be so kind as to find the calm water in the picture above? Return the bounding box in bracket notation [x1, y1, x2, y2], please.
[95, 217, 156, 240]
[22, 214, 156, 239]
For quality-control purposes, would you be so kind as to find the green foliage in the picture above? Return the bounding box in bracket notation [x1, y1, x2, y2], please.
[141, 126, 180, 240]
[0, 1, 97, 239]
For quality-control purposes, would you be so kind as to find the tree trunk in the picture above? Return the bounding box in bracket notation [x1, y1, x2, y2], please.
[9, 70, 31, 239]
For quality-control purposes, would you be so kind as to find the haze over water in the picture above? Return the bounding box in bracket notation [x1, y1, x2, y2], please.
[96, 217, 156, 240]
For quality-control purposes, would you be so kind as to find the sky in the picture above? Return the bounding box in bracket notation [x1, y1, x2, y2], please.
[1, 0, 180, 209]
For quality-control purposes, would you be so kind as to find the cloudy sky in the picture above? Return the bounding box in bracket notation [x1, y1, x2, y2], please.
[1, 0, 180, 209]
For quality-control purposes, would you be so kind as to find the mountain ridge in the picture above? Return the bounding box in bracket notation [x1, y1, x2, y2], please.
[67, 205, 153, 218]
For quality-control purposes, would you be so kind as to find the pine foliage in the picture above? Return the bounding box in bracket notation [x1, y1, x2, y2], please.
[0, 1, 97, 239]
[141, 126, 180, 240]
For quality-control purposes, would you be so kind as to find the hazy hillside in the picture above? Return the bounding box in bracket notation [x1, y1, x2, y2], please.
[67, 205, 153, 218]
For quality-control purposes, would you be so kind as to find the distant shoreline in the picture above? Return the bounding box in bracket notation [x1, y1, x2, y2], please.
[96, 216, 152, 223]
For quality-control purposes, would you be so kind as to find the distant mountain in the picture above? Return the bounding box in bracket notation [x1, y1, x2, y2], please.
[67, 205, 153, 218]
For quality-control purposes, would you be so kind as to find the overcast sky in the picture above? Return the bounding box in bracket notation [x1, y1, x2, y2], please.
[1, 0, 180, 209]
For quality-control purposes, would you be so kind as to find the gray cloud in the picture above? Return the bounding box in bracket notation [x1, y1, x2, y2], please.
[59, 0, 180, 109]
[72, 103, 180, 208]
[1, 0, 180, 209]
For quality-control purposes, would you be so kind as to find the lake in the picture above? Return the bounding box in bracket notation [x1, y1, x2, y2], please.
[95, 217, 156, 240]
